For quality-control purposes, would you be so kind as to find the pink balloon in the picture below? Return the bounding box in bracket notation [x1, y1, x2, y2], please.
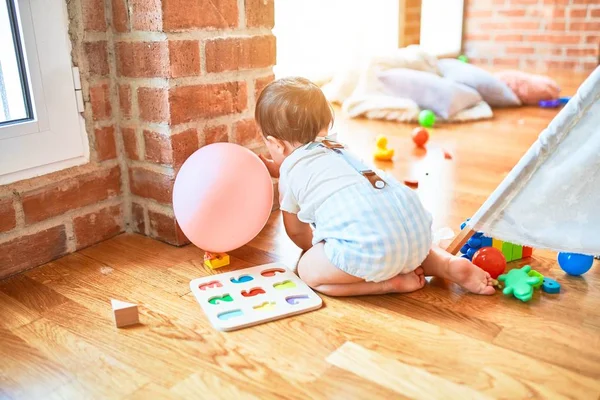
[173, 143, 273, 253]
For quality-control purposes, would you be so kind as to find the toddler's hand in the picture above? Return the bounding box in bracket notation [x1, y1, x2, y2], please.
[259, 154, 280, 178]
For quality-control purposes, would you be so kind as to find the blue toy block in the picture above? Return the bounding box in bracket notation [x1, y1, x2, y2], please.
[542, 277, 560, 294]
[467, 237, 482, 248]
[473, 232, 483, 238]
[460, 244, 470, 254]
[481, 236, 493, 248]
[466, 248, 477, 259]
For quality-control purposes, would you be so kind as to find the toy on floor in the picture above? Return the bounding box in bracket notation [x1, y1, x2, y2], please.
[111, 299, 139, 328]
[542, 277, 560, 294]
[457, 55, 469, 63]
[418, 110, 436, 128]
[498, 265, 541, 302]
[204, 252, 230, 269]
[559, 96, 571, 104]
[539, 99, 561, 108]
[411, 127, 429, 148]
[190, 263, 322, 331]
[458, 220, 533, 262]
[557, 252, 594, 276]
[527, 269, 544, 289]
[374, 135, 394, 161]
[472, 247, 506, 279]
[403, 179, 418, 189]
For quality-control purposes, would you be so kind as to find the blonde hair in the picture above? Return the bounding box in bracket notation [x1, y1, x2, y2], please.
[255, 77, 333, 144]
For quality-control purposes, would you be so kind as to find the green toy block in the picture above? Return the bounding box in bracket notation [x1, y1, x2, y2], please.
[527, 269, 544, 289]
[512, 244, 523, 261]
[498, 265, 541, 302]
[502, 242, 514, 262]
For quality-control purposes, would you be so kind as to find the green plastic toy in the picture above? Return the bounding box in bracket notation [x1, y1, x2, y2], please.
[527, 269, 544, 289]
[457, 55, 469, 63]
[498, 265, 540, 302]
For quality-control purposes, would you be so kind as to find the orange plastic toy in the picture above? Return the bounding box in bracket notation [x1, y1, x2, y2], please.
[411, 127, 429, 148]
[472, 247, 506, 279]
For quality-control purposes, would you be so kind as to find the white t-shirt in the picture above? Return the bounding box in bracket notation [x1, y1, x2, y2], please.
[278, 143, 365, 224]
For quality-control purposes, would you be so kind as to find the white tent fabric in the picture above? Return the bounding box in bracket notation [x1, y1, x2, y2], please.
[466, 66, 600, 256]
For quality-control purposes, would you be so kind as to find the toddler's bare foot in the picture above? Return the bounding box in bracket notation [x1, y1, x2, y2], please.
[447, 257, 495, 295]
[386, 267, 426, 293]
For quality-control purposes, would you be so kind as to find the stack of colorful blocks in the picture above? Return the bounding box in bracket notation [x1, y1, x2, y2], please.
[459, 220, 533, 262]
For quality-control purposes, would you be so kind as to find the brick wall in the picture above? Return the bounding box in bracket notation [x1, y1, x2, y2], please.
[0, 0, 275, 279]
[463, 0, 600, 73]
[401, 0, 422, 46]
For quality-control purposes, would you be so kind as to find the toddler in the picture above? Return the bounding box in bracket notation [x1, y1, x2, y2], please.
[256, 77, 495, 297]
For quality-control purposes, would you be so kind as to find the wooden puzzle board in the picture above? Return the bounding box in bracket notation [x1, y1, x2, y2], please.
[189, 263, 323, 331]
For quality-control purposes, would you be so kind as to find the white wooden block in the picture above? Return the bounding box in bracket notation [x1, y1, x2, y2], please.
[189, 263, 323, 331]
[111, 299, 139, 328]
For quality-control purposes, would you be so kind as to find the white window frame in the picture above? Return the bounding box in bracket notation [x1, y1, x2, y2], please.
[0, 0, 89, 185]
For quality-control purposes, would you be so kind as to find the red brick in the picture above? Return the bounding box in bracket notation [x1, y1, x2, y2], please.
[119, 84, 132, 119]
[95, 126, 117, 161]
[204, 125, 228, 145]
[527, 34, 581, 44]
[131, 0, 162, 30]
[0, 226, 67, 279]
[511, 0, 537, 3]
[542, 0, 569, 4]
[585, 35, 600, 44]
[74, 204, 123, 250]
[548, 21, 566, 30]
[138, 87, 169, 123]
[144, 130, 173, 164]
[129, 167, 174, 204]
[566, 48, 599, 57]
[495, 34, 524, 42]
[90, 83, 112, 121]
[112, 0, 130, 32]
[169, 41, 200, 78]
[121, 128, 140, 160]
[233, 119, 261, 146]
[0, 198, 16, 233]
[205, 35, 276, 73]
[508, 21, 540, 30]
[572, 0, 598, 4]
[83, 0, 106, 32]
[22, 167, 121, 224]
[492, 58, 520, 68]
[466, 9, 493, 17]
[548, 60, 577, 70]
[465, 33, 492, 41]
[255, 74, 274, 98]
[169, 82, 246, 124]
[148, 210, 189, 245]
[245, 0, 274, 28]
[116, 41, 169, 78]
[570, 22, 600, 32]
[131, 202, 146, 234]
[497, 9, 526, 17]
[506, 47, 535, 55]
[163, 0, 238, 31]
[84, 41, 109, 76]
[591, 8, 600, 18]
[172, 129, 198, 168]
[569, 7, 588, 18]
[583, 61, 599, 71]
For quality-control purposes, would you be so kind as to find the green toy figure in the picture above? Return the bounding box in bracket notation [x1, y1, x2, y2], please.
[498, 265, 541, 302]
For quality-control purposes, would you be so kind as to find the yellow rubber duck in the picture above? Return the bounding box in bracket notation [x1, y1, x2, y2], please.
[374, 135, 394, 161]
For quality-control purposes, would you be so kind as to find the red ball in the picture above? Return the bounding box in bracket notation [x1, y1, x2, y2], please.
[411, 127, 429, 147]
[472, 247, 506, 279]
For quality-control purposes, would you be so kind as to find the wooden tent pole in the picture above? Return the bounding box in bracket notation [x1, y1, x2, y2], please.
[446, 228, 475, 255]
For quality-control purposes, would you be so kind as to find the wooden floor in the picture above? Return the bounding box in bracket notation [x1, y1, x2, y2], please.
[2, 71, 600, 399]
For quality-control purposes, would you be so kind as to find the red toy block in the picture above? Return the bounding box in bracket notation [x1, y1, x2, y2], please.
[522, 246, 533, 258]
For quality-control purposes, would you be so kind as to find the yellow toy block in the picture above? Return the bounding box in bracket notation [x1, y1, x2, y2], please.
[204, 252, 230, 269]
[492, 238, 503, 251]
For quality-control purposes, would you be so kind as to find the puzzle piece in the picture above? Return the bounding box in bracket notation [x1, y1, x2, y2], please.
[253, 301, 276, 312]
[261, 268, 286, 277]
[199, 280, 222, 291]
[208, 294, 233, 305]
[498, 265, 540, 302]
[273, 280, 296, 290]
[204, 252, 230, 270]
[230, 275, 253, 284]
[241, 288, 266, 297]
[217, 310, 243, 320]
[286, 295, 310, 305]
